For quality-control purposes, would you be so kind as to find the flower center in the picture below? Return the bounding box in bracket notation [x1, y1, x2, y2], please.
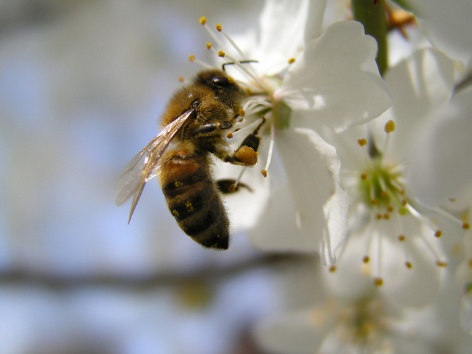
[359, 155, 407, 219]
[335, 120, 450, 289]
[312, 297, 390, 351]
[272, 99, 292, 129]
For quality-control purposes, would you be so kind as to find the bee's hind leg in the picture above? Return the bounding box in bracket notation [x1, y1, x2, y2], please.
[218, 117, 266, 166]
[216, 179, 253, 194]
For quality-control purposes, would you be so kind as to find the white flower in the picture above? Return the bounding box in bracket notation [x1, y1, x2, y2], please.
[200, 0, 391, 265]
[254, 257, 436, 354]
[410, 0, 472, 65]
[407, 82, 472, 208]
[323, 48, 461, 307]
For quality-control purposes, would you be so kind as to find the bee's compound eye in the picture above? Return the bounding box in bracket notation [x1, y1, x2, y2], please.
[191, 99, 201, 109]
[212, 76, 231, 87]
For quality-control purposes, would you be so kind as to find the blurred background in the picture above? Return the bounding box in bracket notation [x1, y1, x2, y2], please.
[0, 1, 312, 353]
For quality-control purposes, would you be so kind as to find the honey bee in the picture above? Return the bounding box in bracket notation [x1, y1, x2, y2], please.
[115, 69, 261, 250]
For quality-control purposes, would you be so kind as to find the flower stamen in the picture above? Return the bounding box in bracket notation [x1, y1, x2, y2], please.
[231, 167, 247, 191]
[262, 117, 275, 177]
[199, 17, 268, 92]
[374, 232, 383, 285]
[382, 119, 395, 156]
[200, 17, 228, 55]
[215, 23, 248, 60]
[188, 54, 212, 68]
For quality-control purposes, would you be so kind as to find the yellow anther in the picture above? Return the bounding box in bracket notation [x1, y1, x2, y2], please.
[436, 260, 448, 267]
[384, 120, 396, 133]
[405, 261, 412, 269]
[218, 50, 225, 57]
[362, 256, 370, 263]
[188, 54, 195, 62]
[238, 108, 246, 117]
[398, 234, 406, 242]
[261, 169, 268, 177]
[226, 132, 233, 139]
[434, 230, 442, 238]
[398, 206, 408, 215]
[206, 42, 212, 50]
[463, 222, 470, 230]
[228, 76, 235, 84]
[199, 17, 207, 25]
[178, 76, 185, 82]
[374, 277, 384, 287]
[358, 138, 367, 146]
[216, 23, 222, 32]
[288, 57, 296, 64]
[329, 265, 337, 273]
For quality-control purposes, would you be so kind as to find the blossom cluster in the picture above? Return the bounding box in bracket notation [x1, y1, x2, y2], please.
[195, 0, 472, 352]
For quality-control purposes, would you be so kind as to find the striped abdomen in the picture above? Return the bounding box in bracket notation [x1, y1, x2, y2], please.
[159, 149, 229, 249]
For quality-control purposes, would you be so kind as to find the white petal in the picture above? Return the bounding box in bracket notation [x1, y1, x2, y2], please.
[254, 310, 327, 354]
[249, 185, 318, 252]
[276, 127, 349, 265]
[375, 48, 455, 161]
[322, 234, 376, 300]
[253, 0, 326, 75]
[385, 238, 443, 307]
[378, 218, 445, 307]
[408, 85, 472, 205]
[282, 21, 391, 132]
[328, 214, 445, 307]
[387, 48, 454, 128]
[413, 0, 472, 64]
[211, 158, 270, 232]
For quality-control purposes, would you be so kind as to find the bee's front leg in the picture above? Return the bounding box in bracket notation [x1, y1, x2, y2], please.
[190, 121, 233, 138]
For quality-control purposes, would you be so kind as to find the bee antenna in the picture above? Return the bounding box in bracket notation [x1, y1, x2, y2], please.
[222, 60, 258, 72]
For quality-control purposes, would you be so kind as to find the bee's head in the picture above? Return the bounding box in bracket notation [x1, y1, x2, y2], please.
[194, 69, 246, 104]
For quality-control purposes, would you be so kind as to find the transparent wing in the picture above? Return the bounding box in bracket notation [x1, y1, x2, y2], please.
[115, 108, 194, 222]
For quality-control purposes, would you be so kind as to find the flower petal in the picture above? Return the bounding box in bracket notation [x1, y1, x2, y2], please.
[254, 0, 326, 75]
[373, 48, 455, 162]
[282, 21, 391, 132]
[211, 158, 271, 232]
[407, 85, 472, 206]
[413, 0, 472, 64]
[276, 127, 349, 265]
[254, 310, 327, 354]
[374, 215, 445, 307]
[379, 230, 444, 308]
[249, 185, 318, 252]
